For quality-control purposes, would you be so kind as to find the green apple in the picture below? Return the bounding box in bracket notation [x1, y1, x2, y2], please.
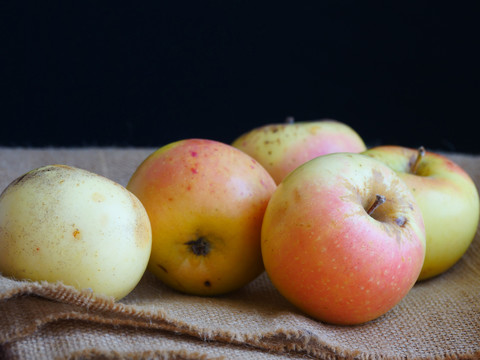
[261, 153, 426, 325]
[363, 146, 480, 280]
[232, 118, 366, 184]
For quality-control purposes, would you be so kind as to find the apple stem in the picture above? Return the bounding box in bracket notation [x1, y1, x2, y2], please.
[367, 194, 386, 216]
[410, 146, 426, 174]
[285, 116, 295, 124]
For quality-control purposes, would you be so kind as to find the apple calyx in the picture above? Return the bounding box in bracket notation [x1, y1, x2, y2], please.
[367, 194, 386, 216]
[185, 237, 210, 256]
[395, 216, 407, 227]
[410, 146, 426, 174]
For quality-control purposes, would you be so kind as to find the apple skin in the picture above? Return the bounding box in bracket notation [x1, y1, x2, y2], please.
[232, 119, 366, 184]
[126, 139, 277, 296]
[362, 146, 480, 280]
[261, 153, 426, 325]
[0, 165, 152, 300]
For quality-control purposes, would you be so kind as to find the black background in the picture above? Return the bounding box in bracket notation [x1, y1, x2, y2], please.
[2, 2, 479, 153]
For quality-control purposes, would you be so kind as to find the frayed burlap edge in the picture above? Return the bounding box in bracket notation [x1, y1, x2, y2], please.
[0, 280, 342, 359]
[67, 349, 220, 360]
[2, 278, 479, 360]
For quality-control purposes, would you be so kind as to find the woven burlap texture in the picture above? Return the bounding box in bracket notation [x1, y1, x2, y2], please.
[0, 147, 479, 360]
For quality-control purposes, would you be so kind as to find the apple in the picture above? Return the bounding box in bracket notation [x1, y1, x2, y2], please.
[232, 118, 366, 184]
[0, 165, 152, 300]
[126, 139, 277, 296]
[261, 153, 426, 325]
[362, 145, 480, 280]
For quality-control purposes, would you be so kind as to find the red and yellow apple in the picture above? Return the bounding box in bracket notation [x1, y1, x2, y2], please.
[363, 146, 480, 280]
[127, 139, 277, 296]
[232, 118, 366, 184]
[261, 153, 426, 325]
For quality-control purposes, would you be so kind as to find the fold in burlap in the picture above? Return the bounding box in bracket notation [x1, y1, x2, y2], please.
[0, 147, 479, 360]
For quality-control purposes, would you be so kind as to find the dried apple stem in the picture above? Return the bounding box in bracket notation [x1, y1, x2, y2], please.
[410, 146, 426, 174]
[367, 194, 386, 216]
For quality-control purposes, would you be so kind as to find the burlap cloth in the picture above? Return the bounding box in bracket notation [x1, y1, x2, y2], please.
[0, 147, 479, 360]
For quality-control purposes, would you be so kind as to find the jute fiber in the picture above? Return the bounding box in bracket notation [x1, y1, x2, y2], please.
[0, 147, 479, 360]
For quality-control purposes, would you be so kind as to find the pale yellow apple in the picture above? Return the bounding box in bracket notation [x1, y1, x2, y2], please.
[0, 165, 152, 300]
[363, 146, 480, 280]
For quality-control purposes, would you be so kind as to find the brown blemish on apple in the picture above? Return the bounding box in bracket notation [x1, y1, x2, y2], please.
[8, 172, 31, 188]
[395, 216, 407, 227]
[204, 280, 211, 287]
[73, 228, 81, 240]
[127, 193, 152, 248]
[268, 125, 285, 133]
[134, 218, 151, 249]
[309, 125, 323, 135]
[2, 165, 75, 198]
[185, 237, 210, 256]
[157, 264, 168, 273]
[91, 192, 105, 202]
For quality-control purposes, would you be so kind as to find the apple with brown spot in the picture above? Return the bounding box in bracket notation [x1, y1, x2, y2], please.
[0, 165, 152, 300]
[127, 139, 277, 296]
[261, 153, 426, 325]
[232, 118, 366, 184]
